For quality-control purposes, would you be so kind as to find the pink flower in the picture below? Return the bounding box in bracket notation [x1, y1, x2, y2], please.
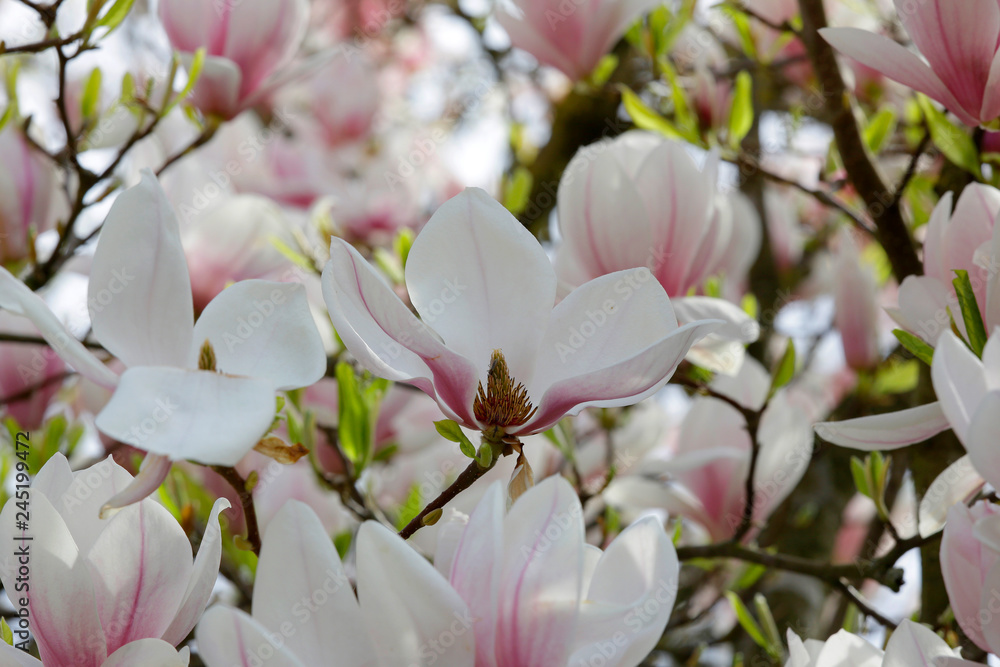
[496, 0, 661, 80]
[941, 500, 1000, 653]
[821, 0, 1000, 127]
[887, 184, 1000, 343]
[158, 0, 310, 118]
[0, 124, 59, 264]
[322, 187, 722, 439]
[436, 477, 678, 667]
[196, 500, 475, 666]
[0, 454, 228, 666]
[555, 132, 761, 373]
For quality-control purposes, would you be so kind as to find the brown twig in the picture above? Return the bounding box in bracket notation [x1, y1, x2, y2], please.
[398, 456, 498, 540]
[210, 466, 262, 557]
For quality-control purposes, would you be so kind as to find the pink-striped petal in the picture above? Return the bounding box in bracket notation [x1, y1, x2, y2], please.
[99, 453, 173, 519]
[196, 606, 306, 667]
[104, 640, 190, 667]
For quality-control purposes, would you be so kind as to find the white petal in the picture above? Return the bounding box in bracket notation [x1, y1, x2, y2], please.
[814, 402, 950, 450]
[53, 456, 135, 554]
[0, 266, 118, 387]
[357, 521, 476, 667]
[814, 629, 883, 667]
[569, 516, 678, 667]
[710, 356, 770, 411]
[919, 456, 984, 537]
[193, 280, 325, 390]
[964, 392, 1000, 491]
[405, 188, 556, 382]
[89, 170, 194, 368]
[95, 366, 275, 465]
[673, 296, 759, 343]
[252, 501, 376, 667]
[161, 497, 231, 645]
[103, 639, 190, 667]
[883, 620, 965, 667]
[932, 331, 989, 444]
[196, 606, 306, 667]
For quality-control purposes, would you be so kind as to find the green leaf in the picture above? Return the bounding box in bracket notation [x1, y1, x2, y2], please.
[167, 47, 206, 115]
[872, 359, 920, 395]
[95, 0, 136, 36]
[81, 68, 103, 120]
[396, 483, 423, 531]
[335, 363, 387, 473]
[725, 591, 769, 650]
[394, 228, 414, 270]
[863, 108, 897, 154]
[850, 456, 870, 498]
[893, 329, 935, 366]
[728, 71, 754, 149]
[503, 166, 534, 216]
[953, 270, 988, 357]
[720, 5, 757, 58]
[753, 594, 784, 659]
[434, 419, 477, 459]
[918, 95, 982, 178]
[620, 86, 685, 141]
[769, 340, 796, 395]
[588, 54, 619, 87]
[477, 442, 494, 468]
[0, 618, 12, 645]
[333, 530, 353, 559]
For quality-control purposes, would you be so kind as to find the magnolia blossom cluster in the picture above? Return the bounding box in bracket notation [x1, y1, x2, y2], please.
[5, 0, 1000, 664]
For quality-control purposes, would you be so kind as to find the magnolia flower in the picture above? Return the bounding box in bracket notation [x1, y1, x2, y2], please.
[0, 454, 228, 666]
[0, 171, 326, 508]
[941, 500, 1000, 654]
[496, 0, 661, 80]
[0, 123, 59, 264]
[887, 184, 1000, 344]
[158, 0, 310, 118]
[555, 132, 761, 374]
[322, 187, 721, 441]
[821, 0, 1000, 127]
[196, 500, 476, 667]
[435, 477, 678, 667]
[604, 358, 814, 541]
[785, 620, 979, 666]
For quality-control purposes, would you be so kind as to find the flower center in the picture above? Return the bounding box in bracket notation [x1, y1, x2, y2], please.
[473, 349, 537, 430]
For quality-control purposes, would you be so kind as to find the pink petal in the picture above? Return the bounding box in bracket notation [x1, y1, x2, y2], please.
[496, 476, 584, 667]
[0, 491, 106, 667]
[893, 0, 999, 120]
[883, 620, 970, 667]
[919, 456, 984, 537]
[85, 502, 192, 653]
[889, 275, 954, 343]
[814, 402, 951, 450]
[222, 0, 308, 98]
[90, 170, 194, 368]
[183, 54, 243, 119]
[192, 280, 325, 391]
[819, 27, 973, 125]
[405, 188, 556, 384]
[53, 455, 135, 554]
[322, 238, 479, 425]
[446, 482, 504, 667]
[964, 392, 1000, 491]
[99, 453, 173, 519]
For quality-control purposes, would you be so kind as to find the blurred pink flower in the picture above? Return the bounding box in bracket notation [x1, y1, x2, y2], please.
[497, 0, 661, 80]
[821, 0, 1000, 127]
[0, 124, 59, 264]
[158, 0, 310, 118]
[0, 312, 65, 430]
[0, 454, 228, 666]
[831, 233, 881, 370]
